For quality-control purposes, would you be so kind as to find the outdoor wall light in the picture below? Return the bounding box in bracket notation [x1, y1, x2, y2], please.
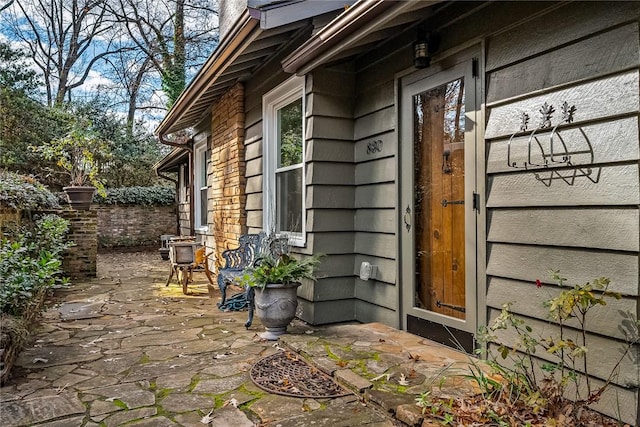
[413, 29, 438, 69]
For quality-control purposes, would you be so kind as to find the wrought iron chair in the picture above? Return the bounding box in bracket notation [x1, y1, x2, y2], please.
[217, 232, 289, 328]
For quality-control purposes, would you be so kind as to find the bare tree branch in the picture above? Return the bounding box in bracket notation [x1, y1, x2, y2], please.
[7, 0, 131, 105]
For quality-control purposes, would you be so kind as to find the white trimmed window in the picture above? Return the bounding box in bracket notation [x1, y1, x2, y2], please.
[180, 164, 189, 203]
[263, 76, 306, 246]
[194, 140, 209, 231]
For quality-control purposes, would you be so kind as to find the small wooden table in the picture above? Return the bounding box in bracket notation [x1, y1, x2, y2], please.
[166, 238, 200, 295]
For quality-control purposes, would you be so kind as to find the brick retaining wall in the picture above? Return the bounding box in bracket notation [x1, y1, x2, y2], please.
[96, 204, 177, 248]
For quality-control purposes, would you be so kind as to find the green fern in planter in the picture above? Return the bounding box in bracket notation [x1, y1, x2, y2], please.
[240, 254, 321, 289]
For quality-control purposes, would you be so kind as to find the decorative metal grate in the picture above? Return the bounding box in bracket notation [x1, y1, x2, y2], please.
[250, 351, 351, 398]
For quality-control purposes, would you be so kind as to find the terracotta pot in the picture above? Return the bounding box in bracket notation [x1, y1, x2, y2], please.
[254, 282, 301, 340]
[63, 186, 95, 210]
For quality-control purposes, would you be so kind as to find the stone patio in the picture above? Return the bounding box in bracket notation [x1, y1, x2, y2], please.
[0, 250, 482, 426]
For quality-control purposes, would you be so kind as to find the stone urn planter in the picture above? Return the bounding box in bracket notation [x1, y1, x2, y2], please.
[63, 186, 95, 210]
[241, 251, 321, 341]
[254, 282, 301, 340]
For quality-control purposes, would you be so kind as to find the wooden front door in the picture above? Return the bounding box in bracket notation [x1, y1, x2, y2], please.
[400, 52, 480, 352]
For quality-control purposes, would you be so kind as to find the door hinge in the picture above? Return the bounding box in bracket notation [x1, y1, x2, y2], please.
[472, 192, 480, 211]
[472, 58, 479, 79]
[436, 300, 466, 313]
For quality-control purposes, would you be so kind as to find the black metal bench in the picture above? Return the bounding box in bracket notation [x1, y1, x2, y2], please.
[217, 232, 288, 328]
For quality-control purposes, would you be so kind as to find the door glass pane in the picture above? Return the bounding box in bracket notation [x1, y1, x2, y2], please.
[414, 78, 466, 320]
[277, 98, 303, 167]
[276, 167, 302, 233]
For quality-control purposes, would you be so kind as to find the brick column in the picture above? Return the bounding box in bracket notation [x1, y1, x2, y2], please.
[60, 208, 97, 278]
[211, 83, 246, 264]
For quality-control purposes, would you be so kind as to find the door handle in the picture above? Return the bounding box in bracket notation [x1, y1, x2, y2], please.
[442, 149, 452, 174]
[404, 205, 411, 232]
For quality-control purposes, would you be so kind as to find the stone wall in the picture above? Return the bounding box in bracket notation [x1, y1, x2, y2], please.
[96, 204, 177, 248]
[210, 82, 247, 262]
[60, 209, 97, 278]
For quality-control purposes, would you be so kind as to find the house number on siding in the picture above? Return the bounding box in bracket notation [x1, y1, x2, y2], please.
[366, 139, 383, 154]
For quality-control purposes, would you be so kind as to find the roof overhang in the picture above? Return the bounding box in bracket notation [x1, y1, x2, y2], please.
[282, 0, 441, 75]
[154, 147, 190, 174]
[248, 0, 354, 30]
[156, 11, 260, 136]
[156, 1, 352, 137]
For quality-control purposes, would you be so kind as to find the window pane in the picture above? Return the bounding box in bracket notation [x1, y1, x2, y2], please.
[200, 188, 207, 227]
[276, 167, 302, 233]
[277, 98, 303, 167]
[200, 151, 207, 183]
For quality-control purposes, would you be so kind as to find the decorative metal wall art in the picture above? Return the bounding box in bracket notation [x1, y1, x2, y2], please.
[505, 101, 598, 186]
[507, 101, 576, 169]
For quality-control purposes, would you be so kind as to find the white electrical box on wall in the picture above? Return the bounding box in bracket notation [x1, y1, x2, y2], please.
[359, 262, 378, 281]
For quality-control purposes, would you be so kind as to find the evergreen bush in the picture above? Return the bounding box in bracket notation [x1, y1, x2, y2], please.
[0, 170, 60, 211]
[0, 214, 70, 317]
[93, 186, 175, 206]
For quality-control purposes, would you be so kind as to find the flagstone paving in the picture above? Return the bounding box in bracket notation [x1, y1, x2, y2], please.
[0, 249, 482, 426]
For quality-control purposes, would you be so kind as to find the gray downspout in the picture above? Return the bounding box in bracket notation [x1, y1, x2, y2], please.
[188, 151, 195, 236]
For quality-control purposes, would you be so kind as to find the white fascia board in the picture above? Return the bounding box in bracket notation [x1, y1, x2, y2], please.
[250, 0, 355, 29]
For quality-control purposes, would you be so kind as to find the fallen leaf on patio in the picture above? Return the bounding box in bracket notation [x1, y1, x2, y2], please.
[398, 373, 409, 386]
[79, 337, 103, 347]
[200, 409, 214, 424]
[223, 398, 239, 408]
[32, 358, 48, 363]
[336, 360, 348, 367]
[371, 373, 391, 382]
[379, 339, 386, 342]
[408, 353, 421, 361]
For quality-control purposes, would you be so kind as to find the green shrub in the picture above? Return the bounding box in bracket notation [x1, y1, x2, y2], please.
[473, 272, 639, 423]
[0, 214, 70, 316]
[0, 170, 60, 211]
[94, 186, 175, 206]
